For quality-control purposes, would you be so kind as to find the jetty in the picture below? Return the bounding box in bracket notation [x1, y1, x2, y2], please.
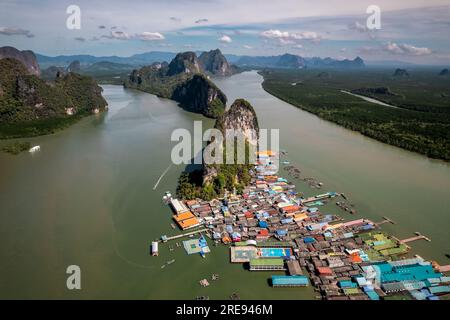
[375, 216, 396, 226]
[399, 232, 431, 244]
[160, 228, 209, 243]
[301, 192, 337, 204]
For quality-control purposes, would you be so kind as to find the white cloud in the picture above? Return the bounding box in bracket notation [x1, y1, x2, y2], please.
[383, 41, 432, 56]
[0, 27, 34, 38]
[243, 45, 253, 49]
[103, 30, 131, 40]
[261, 29, 320, 46]
[219, 35, 232, 43]
[137, 32, 165, 41]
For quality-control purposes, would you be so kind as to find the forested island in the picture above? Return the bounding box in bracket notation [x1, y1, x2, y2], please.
[261, 68, 450, 161]
[0, 46, 107, 139]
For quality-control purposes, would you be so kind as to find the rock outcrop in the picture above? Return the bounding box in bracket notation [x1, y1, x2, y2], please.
[199, 49, 233, 76]
[125, 51, 229, 118]
[167, 51, 201, 76]
[171, 74, 226, 118]
[203, 99, 259, 185]
[0, 46, 41, 76]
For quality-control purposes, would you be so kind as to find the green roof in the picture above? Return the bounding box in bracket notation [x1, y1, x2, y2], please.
[249, 258, 284, 266]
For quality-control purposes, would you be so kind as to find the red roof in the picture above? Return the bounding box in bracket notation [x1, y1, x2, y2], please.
[317, 267, 333, 275]
[259, 229, 269, 236]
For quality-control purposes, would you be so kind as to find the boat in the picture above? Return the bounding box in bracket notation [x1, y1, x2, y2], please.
[282, 161, 290, 165]
[167, 259, 175, 265]
[29, 145, 40, 153]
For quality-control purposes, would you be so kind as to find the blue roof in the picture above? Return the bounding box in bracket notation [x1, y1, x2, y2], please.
[338, 280, 357, 288]
[276, 229, 288, 236]
[271, 275, 309, 286]
[366, 291, 379, 300]
[259, 221, 268, 228]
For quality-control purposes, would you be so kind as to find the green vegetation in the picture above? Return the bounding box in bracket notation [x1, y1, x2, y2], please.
[261, 68, 450, 160]
[1, 141, 31, 155]
[0, 58, 107, 139]
[176, 143, 254, 201]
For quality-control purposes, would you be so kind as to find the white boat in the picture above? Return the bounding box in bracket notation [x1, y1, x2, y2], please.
[29, 146, 40, 153]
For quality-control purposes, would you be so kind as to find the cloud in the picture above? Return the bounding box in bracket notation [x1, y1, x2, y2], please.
[0, 27, 34, 38]
[261, 29, 320, 45]
[383, 41, 432, 56]
[170, 17, 181, 22]
[243, 45, 253, 49]
[74, 37, 86, 42]
[137, 32, 165, 41]
[195, 18, 208, 24]
[218, 35, 232, 43]
[98, 25, 106, 29]
[102, 30, 131, 40]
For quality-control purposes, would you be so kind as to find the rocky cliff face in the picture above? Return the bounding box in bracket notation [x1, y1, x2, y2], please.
[125, 52, 228, 118]
[171, 74, 226, 118]
[215, 99, 259, 145]
[167, 51, 201, 76]
[199, 49, 233, 76]
[0, 46, 41, 76]
[203, 99, 259, 185]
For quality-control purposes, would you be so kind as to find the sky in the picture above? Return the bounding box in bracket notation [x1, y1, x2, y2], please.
[1, 0, 450, 64]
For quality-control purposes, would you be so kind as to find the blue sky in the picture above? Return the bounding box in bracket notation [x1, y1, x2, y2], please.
[1, 0, 450, 64]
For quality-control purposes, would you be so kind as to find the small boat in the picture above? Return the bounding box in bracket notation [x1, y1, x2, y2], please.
[167, 259, 175, 265]
[282, 161, 290, 165]
[161, 265, 166, 269]
[29, 145, 40, 153]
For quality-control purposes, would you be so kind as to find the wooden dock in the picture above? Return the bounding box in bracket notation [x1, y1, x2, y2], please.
[160, 228, 209, 243]
[399, 232, 431, 244]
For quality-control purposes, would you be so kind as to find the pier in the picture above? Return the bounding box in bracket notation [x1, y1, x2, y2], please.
[302, 192, 337, 204]
[160, 228, 209, 243]
[375, 216, 396, 226]
[399, 232, 431, 244]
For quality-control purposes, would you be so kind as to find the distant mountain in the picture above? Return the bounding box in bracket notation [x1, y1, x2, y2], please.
[36, 51, 177, 69]
[0, 46, 40, 76]
[199, 49, 234, 76]
[66, 60, 81, 73]
[393, 68, 409, 77]
[234, 54, 364, 69]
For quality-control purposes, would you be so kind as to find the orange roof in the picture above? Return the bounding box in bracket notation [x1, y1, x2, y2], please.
[257, 150, 276, 156]
[350, 253, 362, 263]
[173, 211, 195, 222]
[178, 217, 200, 229]
[317, 267, 333, 275]
[294, 213, 308, 221]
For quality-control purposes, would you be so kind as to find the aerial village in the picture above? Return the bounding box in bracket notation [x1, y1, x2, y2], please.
[153, 151, 450, 300]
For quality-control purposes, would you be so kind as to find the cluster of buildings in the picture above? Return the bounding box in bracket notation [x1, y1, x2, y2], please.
[163, 151, 450, 300]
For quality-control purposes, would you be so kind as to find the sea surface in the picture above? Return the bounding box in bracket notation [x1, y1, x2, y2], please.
[0, 71, 449, 299]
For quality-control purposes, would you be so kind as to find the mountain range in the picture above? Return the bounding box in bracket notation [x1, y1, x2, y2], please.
[36, 51, 367, 70]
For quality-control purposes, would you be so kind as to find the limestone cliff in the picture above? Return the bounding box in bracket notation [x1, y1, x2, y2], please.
[171, 74, 226, 118]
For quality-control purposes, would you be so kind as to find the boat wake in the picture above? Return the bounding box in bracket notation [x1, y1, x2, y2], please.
[153, 164, 172, 190]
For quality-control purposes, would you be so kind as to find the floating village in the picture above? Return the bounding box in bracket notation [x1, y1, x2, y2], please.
[153, 151, 450, 300]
